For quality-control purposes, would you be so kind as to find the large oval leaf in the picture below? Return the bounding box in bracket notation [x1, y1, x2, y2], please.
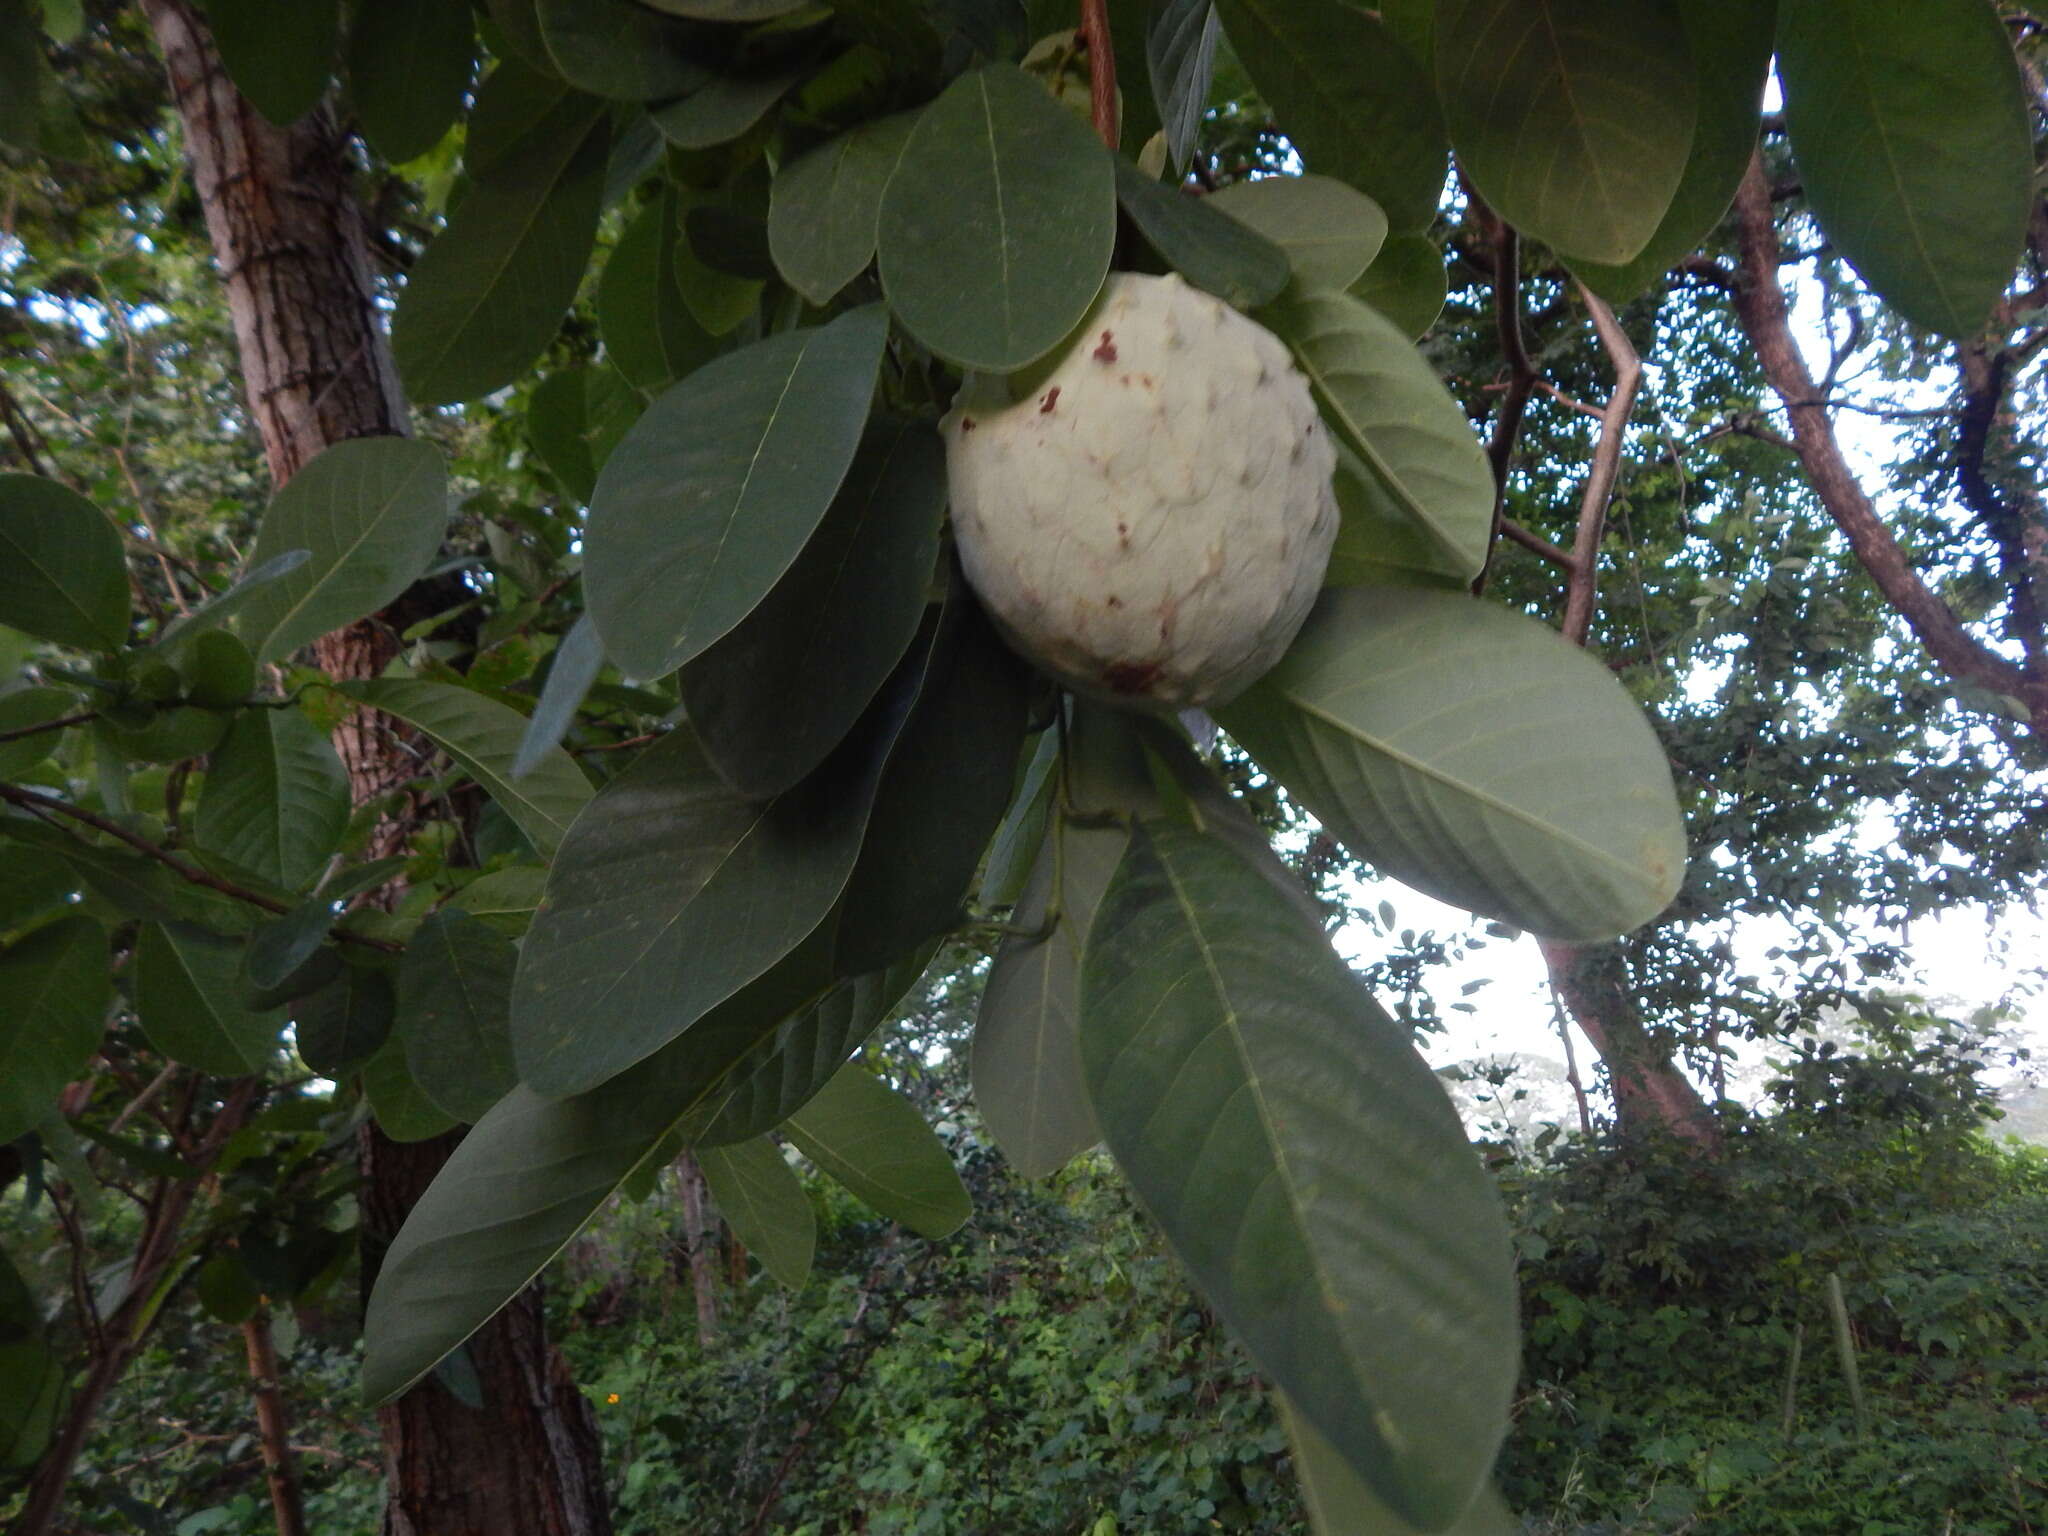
[391, 92, 608, 404]
[135, 923, 283, 1076]
[344, 678, 592, 859]
[1569, 0, 1775, 304]
[397, 909, 519, 1123]
[1261, 289, 1491, 583]
[1079, 822, 1517, 1526]
[597, 187, 717, 394]
[534, 0, 708, 100]
[878, 65, 1115, 371]
[1209, 173, 1384, 292]
[346, 0, 474, 163]
[1279, 1396, 1519, 1536]
[767, 111, 919, 307]
[0, 474, 129, 652]
[784, 1066, 970, 1239]
[1216, 588, 1687, 941]
[1777, 0, 2032, 339]
[0, 916, 109, 1142]
[206, 0, 338, 125]
[1350, 232, 1447, 342]
[1215, 0, 1445, 232]
[1436, 0, 1697, 265]
[1113, 158, 1291, 311]
[584, 304, 888, 681]
[699, 1138, 815, 1289]
[193, 707, 350, 891]
[235, 438, 448, 664]
[681, 419, 948, 799]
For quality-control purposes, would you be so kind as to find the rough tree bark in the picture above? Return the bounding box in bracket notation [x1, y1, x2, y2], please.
[1542, 942, 1720, 1148]
[675, 1154, 722, 1347]
[139, 4, 612, 1532]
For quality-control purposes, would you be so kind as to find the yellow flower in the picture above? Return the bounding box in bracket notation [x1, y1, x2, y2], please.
[605, 1393, 620, 1404]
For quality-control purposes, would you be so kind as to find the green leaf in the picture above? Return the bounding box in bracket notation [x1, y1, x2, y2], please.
[834, 591, 1029, 973]
[362, 1037, 462, 1142]
[980, 728, 1058, 910]
[674, 187, 766, 334]
[0, 474, 129, 652]
[152, 550, 310, 656]
[1569, 0, 1775, 304]
[878, 65, 1115, 371]
[1777, 0, 2032, 339]
[697, 944, 937, 1147]
[650, 68, 801, 150]
[1279, 1395, 1519, 1536]
[0, 1336, 66, 1469]
[1113, 159, 1290, 311]
[346, 0, 474, 162]
[767, 110, 919, 308]
[234, 438, 448, 664]
[195, 1252, 262, 1326]
[698, 1138, 815, 1289]
[1262, 289, 1491, 583]
[393, 92, 608, 405]
[0, 844, 73, 936]
[784, 1066, 970, 1238]
[0, 0, 42, 152]
[0, 916, 108, 1143]
[397, 909, 519, 1123]
[513, 623, 934, 1098]
[194, 708, 349, 891]
[534, 0, 709, 100]
[1214, 0, 1444, 231]
[1349, 232, 1447, 342]
[513, 614, 604, 781]
[1209, 175, 1385, 292]
[243, 899, 335, 994]
[0, 687, 83, 777]
[296, 962, 395, 1075]
[1324, 445, 1468, 592]
[1078, 822, 1516, 1526]
[1216, 587, 1687, 940]
[681, 419, 948, 798]
[344, 678, 593, 858]
[446, 865, 549, 936]
[135, 924, 281, 1076]
[597, 187, 718, 394]
[584, 304, 888, 681]
[1435, 0, 1697, 265]
[362, 940, 835, 1404]
[1147, 0, 1221, 175]
[205, 0, 339, 125]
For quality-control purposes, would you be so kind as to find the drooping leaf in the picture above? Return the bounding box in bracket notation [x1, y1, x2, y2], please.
[205, 0, 339, 125]
[0, 916, 108, 1143]
[784, 1066, 970, 1238]
[242, 899, 335, 995]
[362, 937, 835, 1404]
[1147, 0, 1220, 174]
[1216, 587, 1687, 941]
[234, 438, 448, 664]
[0, 1336, 66, 1469]
[1777, 0, 2031, 339]
[0, 687, 83, 778]
[1435, 0, 1697, 265]
[1261, 289, 1491, 582]
[194, 708, 349, 892]
[513, 614, 605, 781]
[297, 962, 396, 1075]
[767, 110, 919, 307]
[649, 68, 801, 149]
[346, 0, 474, 162]
[397, 909, 520, 1123]
[681, 419, 947, 798]
[597, 186, 718, 393]
[1209, 175, 1385, 291]
[135, 924, 282, 1076]
[699, 1138, 815, 1289]
[151, 549, 310, 656]
[0, 844, 73, 935]
[980, 728, 1058, 910]
[584, 304, 888, 681]
[393, 96, 610, 405]
[1079, 822, 1517, 1526]
[0, 0, 42, 152]
[363, 1037, 463, 1142]
[1214, 0, 1444, 232]
[533, 0, 709, 100]
[446, 865, 549, 937]
[0, 475, 129, 652]
[1113, 159, 1290, 311]
[878, 65, 1115, 371]
[697, 943, 937, 1147]
[1278, 1396, 1519, 1536]
[834, 591, 1029, 973]
[1349, 232, 1447, 341]
[1569, 0, 1775, 304]
[513, 622, 934, 1098]
[343, 678, 593, 859]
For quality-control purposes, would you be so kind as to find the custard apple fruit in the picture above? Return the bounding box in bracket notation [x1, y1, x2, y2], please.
[942, 272, 1338, 708]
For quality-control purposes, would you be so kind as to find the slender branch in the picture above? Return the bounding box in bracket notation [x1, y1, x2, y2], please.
[0, 783, 400, 952]
[1077, 0, 1118, 149]
[1728, 154, 2045, 733]
[1560, 284, 1643, 647]
[1499, 517, 1578, 569]
[0, 711, 97, 744]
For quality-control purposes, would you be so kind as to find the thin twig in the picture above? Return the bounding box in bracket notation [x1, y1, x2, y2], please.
[0, 710, 98, 744]
[1498, 517, 1577, 570]
[1077, 0, 1119, 149]
[1560, 283, 1643, 647]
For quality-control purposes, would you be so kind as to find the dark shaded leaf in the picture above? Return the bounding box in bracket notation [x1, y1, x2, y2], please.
[1113, 159, 1290, 310]
[206, 0, 338, 125]
[135, 923, 281, 1076]
[397, 909, 520, 1123]
[699, 1137, 814, 1288]
[0, 916, 108, 1143]
[1147, 0, 1220, 174]
[597, 186, 718, 393]
[194, 707, 349, 891]
[296, 962, 395, 1075]
[347, 0, 474, 162]
[0, 475, 129, 652]
[784, 1066, 969, 1238]
[767, 110, 919, 306]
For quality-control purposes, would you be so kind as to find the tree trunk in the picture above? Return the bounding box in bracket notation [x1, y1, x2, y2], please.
[676, 1153, 722, 1347]
[1541, 941, 1719, 1148]
[140, 5, 611, 1531]
[241, 1311, 310, 1536]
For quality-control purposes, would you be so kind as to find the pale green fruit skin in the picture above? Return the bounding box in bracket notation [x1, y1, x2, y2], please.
[942, 273, 1337, 709]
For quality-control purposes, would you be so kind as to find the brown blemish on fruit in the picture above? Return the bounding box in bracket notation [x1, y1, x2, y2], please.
[1093, 330, 1118, 363]
[1038, 386, 1061, 414]
[959, 416, 976, 431]
[1101, 661, 1160, 693]
[1105, 595, 1122, 608]
[1116, 521, 1130, 548]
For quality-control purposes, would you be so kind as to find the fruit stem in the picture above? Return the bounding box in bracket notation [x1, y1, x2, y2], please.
[1078, 0, 1118, 149]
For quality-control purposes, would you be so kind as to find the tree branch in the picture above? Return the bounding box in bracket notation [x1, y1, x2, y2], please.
[1728, 153, 2046, 735]
[1560, 284, 1643, 646]
[1077, 0, 1118, 149]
